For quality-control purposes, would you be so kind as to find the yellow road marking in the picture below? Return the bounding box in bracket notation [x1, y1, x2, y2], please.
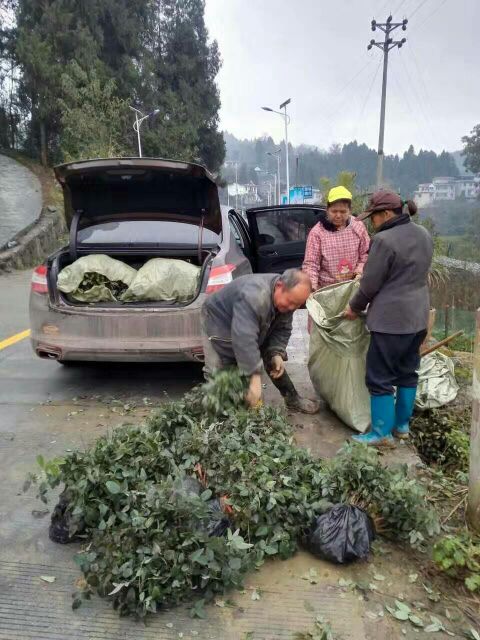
[0, 329, 31, 351]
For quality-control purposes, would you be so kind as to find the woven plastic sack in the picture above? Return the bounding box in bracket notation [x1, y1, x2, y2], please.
[306, 280, 370, 432]
[122, 258, 200, 303]
[415, 351, 459, 410]
[57, 254, 137, 302]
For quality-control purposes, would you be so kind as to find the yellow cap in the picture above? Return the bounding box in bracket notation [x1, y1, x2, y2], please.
[327, 186, 352, 204]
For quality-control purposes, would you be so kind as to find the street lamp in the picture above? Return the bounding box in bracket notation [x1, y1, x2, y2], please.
[267, 148, 281, 205]
[224, 160, 239, 209]
[129, 106, 160, 158]
[262, 98, 291, 203]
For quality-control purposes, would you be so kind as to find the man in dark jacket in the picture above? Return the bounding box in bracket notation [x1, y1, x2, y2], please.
[344, 190, 433, 446]
[202, 268, 319, 412]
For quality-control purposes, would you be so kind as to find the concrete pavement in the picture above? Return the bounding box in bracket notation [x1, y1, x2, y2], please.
[0, 269, 453, 640]
[0, 154, 42, 247]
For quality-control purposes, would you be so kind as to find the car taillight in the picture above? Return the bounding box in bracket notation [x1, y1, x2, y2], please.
[206, 264, 236, 294]
[31, 265, 48, 294]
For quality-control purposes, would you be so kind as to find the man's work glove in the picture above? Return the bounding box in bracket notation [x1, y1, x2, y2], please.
[245, 373, 262, 408]
[270, 354, 285, 380]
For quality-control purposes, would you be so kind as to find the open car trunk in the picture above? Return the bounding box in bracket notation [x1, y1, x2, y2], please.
[48, 247, 215, 309]
[49, 157, 222, 308]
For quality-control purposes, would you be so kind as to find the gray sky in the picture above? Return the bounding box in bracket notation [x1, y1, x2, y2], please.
[204, 0, 479, 154]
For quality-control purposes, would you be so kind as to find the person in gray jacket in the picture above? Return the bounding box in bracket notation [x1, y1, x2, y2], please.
[202, 269, 319, 412]
[344, 190, 433, 447]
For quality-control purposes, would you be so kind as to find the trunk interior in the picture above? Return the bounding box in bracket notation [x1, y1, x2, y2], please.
[48, 247, 215, 308]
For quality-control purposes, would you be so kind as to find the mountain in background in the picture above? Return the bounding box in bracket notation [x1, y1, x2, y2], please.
[224, 132, 459, 196]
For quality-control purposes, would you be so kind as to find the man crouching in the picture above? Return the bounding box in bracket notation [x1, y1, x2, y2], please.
[201, 268, 320, 413]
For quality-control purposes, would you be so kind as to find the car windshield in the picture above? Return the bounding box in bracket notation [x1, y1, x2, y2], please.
[77, 220, 221, 246]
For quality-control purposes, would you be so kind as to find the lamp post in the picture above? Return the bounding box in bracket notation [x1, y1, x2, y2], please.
[224, 160, 239, 209]
[262, 98, 291, 203]
[129, 106, 160, 158]
[267, 148, 281, 205]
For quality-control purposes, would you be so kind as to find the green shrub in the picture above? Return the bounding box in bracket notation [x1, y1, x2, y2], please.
[30, 370, 439, 617]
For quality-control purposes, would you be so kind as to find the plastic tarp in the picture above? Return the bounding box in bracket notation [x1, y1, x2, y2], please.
[307, 280, 371, 433]
[122, 258, 201, 303]
[57, 254, 137, 302]
[415, 351, 459, 410]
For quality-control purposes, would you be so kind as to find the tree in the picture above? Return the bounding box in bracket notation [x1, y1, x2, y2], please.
[59, 61, 131, 160]
[139, 0, 224, 172]
[462, 124, 480, 174]
[319, 171, 366, 215]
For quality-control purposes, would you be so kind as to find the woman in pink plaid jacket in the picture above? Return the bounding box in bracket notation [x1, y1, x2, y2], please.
[303, 186, 370, 291]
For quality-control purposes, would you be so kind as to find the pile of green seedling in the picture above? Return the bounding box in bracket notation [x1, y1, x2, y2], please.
[29, 370, 439, 618]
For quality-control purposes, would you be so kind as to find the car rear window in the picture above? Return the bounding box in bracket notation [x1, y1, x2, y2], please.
[78, 221, 221, 246]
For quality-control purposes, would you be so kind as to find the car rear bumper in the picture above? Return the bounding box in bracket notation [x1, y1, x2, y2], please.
[29, 293, 206, 363]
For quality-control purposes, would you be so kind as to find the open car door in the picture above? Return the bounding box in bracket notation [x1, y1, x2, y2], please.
[246, 205, 325, 273]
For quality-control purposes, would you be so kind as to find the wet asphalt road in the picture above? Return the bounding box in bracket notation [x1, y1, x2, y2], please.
[0, 154, 42, 247]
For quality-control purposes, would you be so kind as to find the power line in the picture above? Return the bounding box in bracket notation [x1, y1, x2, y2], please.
[409, 0, 431, 20]
[397, 48, 438, 147]
[412, 0, 449, 31]
[393, 0, 409, 15]
[320, 57, 376, 123]
[352, 61, 383, 141]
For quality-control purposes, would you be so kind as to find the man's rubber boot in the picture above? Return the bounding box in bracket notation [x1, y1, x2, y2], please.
[393, 386, 417, 439]
[270, 370, 320, 415]
[353, 394, 395, 448]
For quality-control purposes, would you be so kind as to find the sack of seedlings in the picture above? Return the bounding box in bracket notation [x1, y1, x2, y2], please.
[122, 258, 200, 303]
[49, 490, 85, 544]
[305, 504, 375, 564]
[57, 254, 137, 303]
[307, 281, 371, 432]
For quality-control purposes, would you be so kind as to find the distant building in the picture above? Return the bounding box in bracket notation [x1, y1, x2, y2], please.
[414, 175, 480, 207]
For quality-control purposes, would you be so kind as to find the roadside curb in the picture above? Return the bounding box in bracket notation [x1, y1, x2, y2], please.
[0, 205, 66, 272]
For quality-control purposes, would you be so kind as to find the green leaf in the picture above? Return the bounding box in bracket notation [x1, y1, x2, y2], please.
[201, 489, 213, 501]
[408, 615, 424, 627]
[105, 480, 121, 494]
[191, 599, 207, 619]
[36, 455, 45, 469]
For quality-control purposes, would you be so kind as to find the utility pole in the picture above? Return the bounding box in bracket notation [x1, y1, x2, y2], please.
[368, 16, 408, 187]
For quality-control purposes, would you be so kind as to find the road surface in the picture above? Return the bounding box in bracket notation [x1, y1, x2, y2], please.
[0, 269, 434, 640]
[0, 154, 42, 247]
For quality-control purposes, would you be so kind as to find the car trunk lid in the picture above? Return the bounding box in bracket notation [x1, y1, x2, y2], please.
[54, 157, 222, 260]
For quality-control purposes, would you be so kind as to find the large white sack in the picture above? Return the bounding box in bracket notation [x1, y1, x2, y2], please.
[122, 258, 200, 303]
[307, 281, 370, 433]
[57, 254, 137, 302]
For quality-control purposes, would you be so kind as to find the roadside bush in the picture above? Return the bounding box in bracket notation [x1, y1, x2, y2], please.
[433, 534, 480, 593]
[411, 408, 471, 473]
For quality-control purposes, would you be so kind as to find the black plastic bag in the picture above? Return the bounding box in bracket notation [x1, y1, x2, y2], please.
[206, 499, 231, 537]
[305, 504, 375, 564]
[49, 491, 85, 544]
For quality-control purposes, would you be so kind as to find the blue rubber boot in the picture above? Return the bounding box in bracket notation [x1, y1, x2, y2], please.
[393, 386, 417, 439]
[353, 395, 395, 448]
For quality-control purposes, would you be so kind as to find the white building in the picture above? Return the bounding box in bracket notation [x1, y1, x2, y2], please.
[414, 175, 480, 207]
